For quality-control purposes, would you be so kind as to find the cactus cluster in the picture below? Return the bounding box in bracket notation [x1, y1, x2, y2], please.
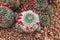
[0, 0, 52, 33]
[2, 0, 21, 10]
[16, 10, 41, 33]
[0, 6, 17, 28]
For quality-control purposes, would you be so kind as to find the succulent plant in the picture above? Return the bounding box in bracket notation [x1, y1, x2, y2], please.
[2, 0, 21, 10]
[39, 15, 50, 26]
[16, 10, 41, 33]
[31, 0, 52, 16]
[0, 6, 17, 28]
[32, 0, 48, 11]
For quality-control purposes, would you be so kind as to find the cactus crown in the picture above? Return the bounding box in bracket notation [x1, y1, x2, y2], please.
[0, 6, 17, 28]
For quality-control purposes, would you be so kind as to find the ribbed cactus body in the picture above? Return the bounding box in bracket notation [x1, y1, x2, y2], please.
[0, 6, 16, 28]
[16, 10, 41, 33]
[2, 0, 21, 10]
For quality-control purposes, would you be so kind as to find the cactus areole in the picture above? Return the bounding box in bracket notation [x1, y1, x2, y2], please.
[16, 10, 41, 33]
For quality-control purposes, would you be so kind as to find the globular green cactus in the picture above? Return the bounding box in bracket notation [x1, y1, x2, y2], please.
[2, 0, 21, 10]
[33, 0, 48, 11]
[0, 6, 17, 28]
[39, 15, 50, 26]
[31, 0, 52, 16]
[16, 10, 41, 33]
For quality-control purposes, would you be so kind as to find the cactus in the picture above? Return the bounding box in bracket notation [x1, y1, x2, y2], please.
[0, 6, 17, 28]
[31, 0, 52, 16]
[2, 0, 21, 10]
[16, 10, 41, 33]
[39, 15, 50, 26]
[33, 0, 48, 11]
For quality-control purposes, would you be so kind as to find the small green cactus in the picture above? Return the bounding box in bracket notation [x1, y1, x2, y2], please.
[0, 6, 17, 28]
[33, 0, 48, 11]
[2, 0, 21, 10]
[16, 10, 41, 33]
[39, 15, 50, 26]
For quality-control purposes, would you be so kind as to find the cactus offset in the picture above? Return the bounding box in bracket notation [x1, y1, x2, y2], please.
[0, 6, 17, 28]
[39, 15, 50, 26]
[16, 10, 41, 33]
[2, 0, 21, 10]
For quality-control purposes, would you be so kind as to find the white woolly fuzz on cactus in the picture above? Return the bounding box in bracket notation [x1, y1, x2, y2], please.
[16, 10, 41, 33]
